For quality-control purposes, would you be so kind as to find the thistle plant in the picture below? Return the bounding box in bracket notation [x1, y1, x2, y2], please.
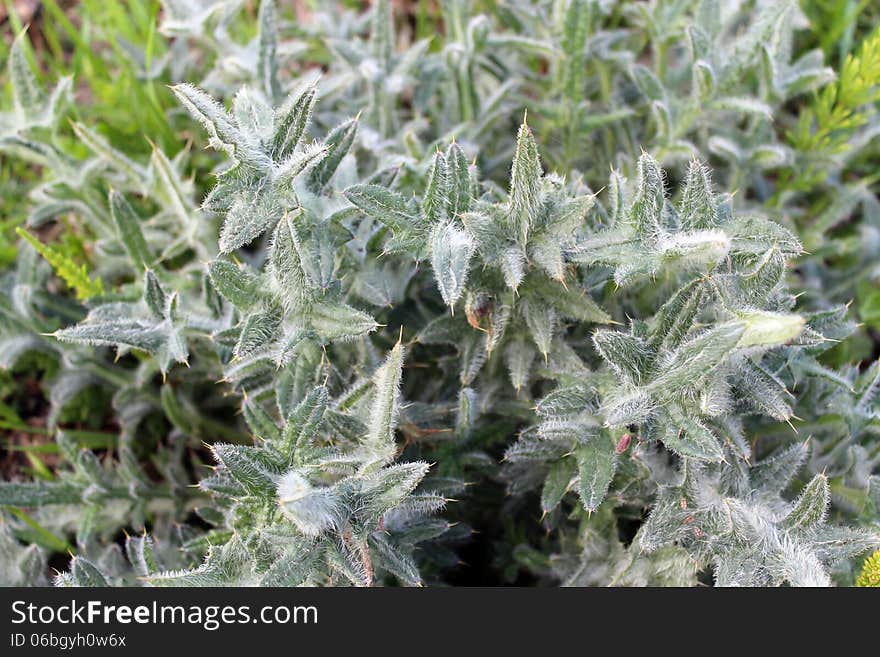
[0, 0, 878, 588]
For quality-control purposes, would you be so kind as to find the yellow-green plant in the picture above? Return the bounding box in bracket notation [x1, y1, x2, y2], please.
[856, 550, 880, 587]
[15, 228, 104, 301]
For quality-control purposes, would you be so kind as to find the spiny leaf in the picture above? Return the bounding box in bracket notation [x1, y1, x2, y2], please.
[267, 211, 311, 309]
[57, 317, 157, 352]
[365, 340, 405, 466]
[212, 444, 278, 496]
[661, 407, 724, 462]
[273, 141, 328, 187]
[629, 153, 665, 236]
[430, 222, 474, 307]
[593, 329, 650, 385]
[172, 84, 267, 167]
[144, 270, 167, 320]
[310, 302, 378, 342]
[344, 184, 421, 235]
[234, 305, 282, 359]
[257, 0, 281, 103]
[150, 145, 194, 228]
[559, 0, 590, 100]
[647, 278, 705, 357]
[783, 474, 829, 535]
[508, 117, 542, 248]
[218, 182, 283, 253]
[421, 150, 448, 224]
[522, 301, 556, 358]
[679, 159, 718, 230]
[751, 442, 809, 493]
[160, 384, 195, 436]
[110, 190, 151, 271]
[370, 533, 421, 586]
[734, 358, 792, 421]
[652, 323, 744, 391]
[608, 170, 627, 224]
[536, 385, 594, 420]
[233, 86, 274, 146]
[272, 81, 318, 161]
[62, 557, 108, 587]
[575, 433, 617, 512]
[208, 259, 263, 311]
[307, 116, 358, 192]
[505, 335, 537, 391]
[445, 142, 471, 217]
[541, 458, 576, 513]
[126, 535, 160, 577]
[0, 480, 83, 506]
[9, 31, 46, 118]
[524, 273, 611, 324]
[371, 0, 394, 69]
[281, 386, 329, 465]
[243, 400, 282, 443]
[360, 462, 430, 519]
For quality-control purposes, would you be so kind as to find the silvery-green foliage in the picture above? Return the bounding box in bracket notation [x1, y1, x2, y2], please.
[0, 517, 48, 586]
[498, 134, 877, 585]
[573, 155, 802, 287]
[145, 341, 451, 587]
[0, 0, 878, 588]
[0, 33, 72, 136]
[637, 464, 878, 587]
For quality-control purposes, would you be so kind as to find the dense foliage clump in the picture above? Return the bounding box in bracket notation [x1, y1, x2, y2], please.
[1, 0, 879, 587]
